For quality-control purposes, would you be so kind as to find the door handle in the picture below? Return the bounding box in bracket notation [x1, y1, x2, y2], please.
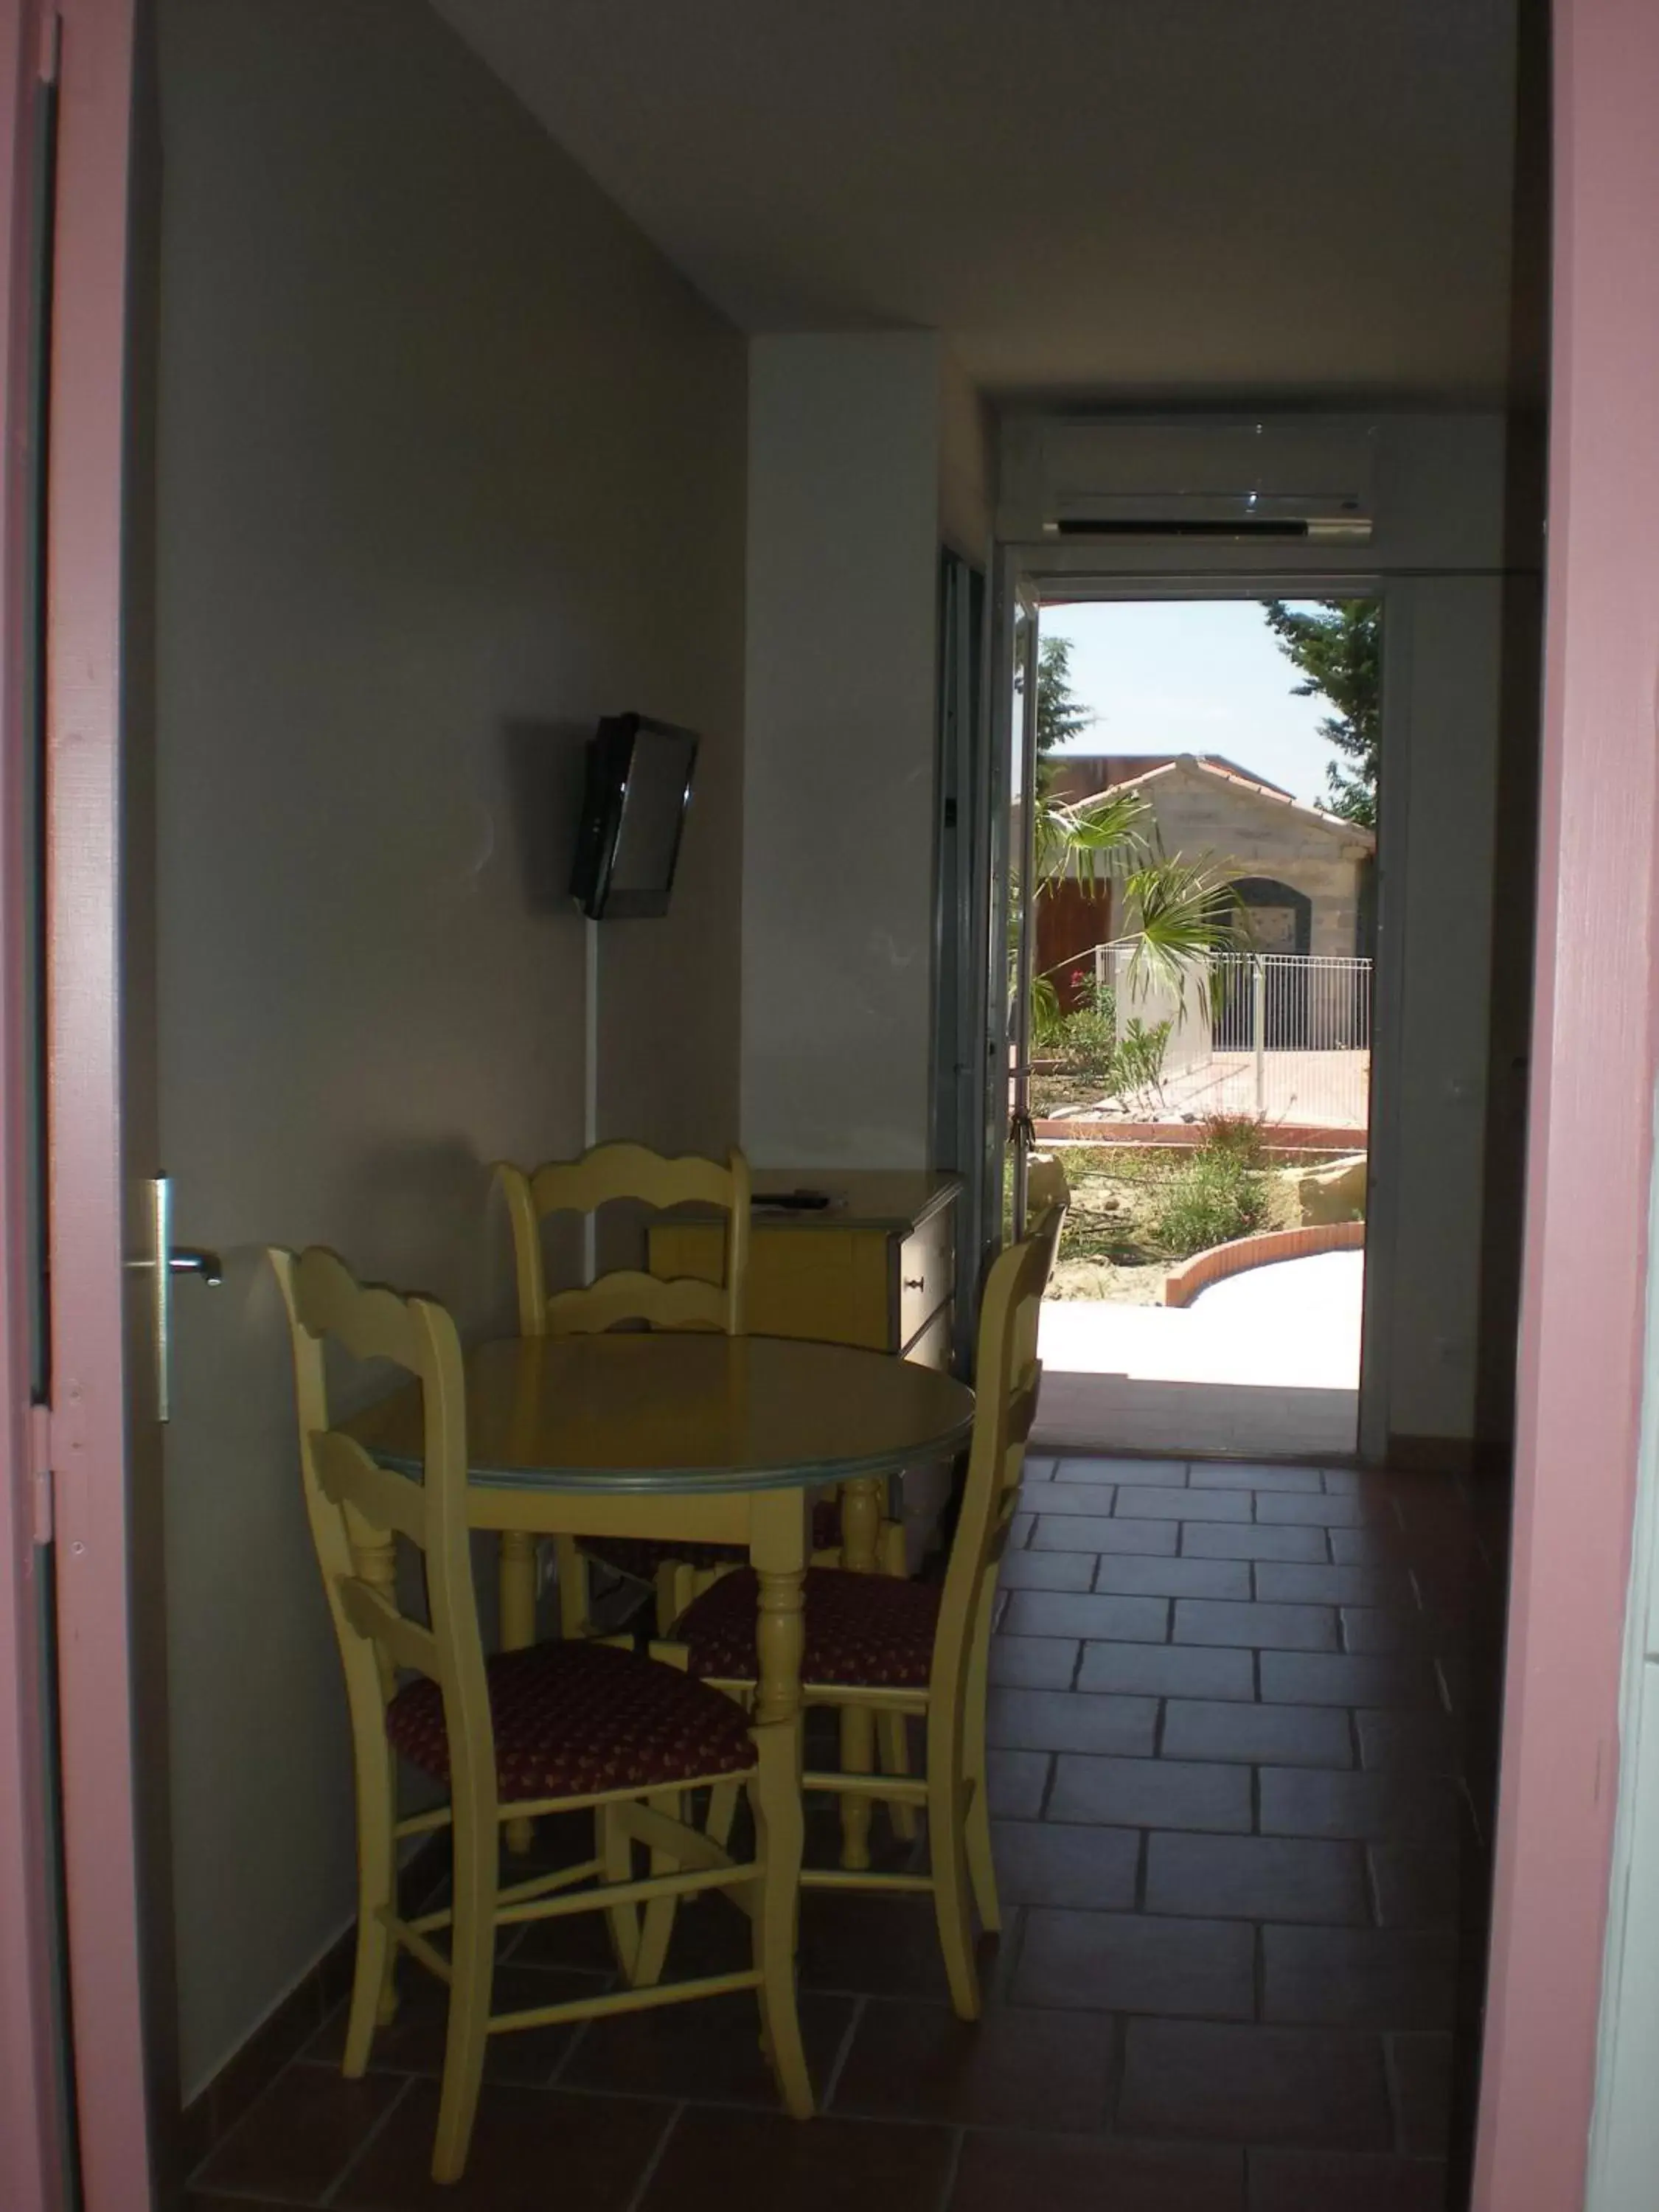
[134, 1176, 222, 1421]
[169, 1248, 223, 1284]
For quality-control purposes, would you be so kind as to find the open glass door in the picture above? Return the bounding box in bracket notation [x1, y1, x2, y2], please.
[1006, 591, 1041, 1241]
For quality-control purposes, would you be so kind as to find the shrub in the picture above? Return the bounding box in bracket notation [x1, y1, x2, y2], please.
[1151, 1149, 1267, 1256]
[1197, 1113, 1267, 1167]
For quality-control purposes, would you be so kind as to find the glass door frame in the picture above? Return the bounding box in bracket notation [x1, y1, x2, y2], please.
[978, 549, 1400, 1460]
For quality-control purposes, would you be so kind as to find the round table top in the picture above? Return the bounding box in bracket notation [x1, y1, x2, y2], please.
[348, 1332, 976, 1495]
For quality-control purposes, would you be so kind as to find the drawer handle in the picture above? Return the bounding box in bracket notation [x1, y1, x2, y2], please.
[903, 1276, 925, 1290]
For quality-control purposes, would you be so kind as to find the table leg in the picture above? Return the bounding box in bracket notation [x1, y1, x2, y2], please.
[836, 1477, 882, 1866]
[748, 1491, 812, 2118]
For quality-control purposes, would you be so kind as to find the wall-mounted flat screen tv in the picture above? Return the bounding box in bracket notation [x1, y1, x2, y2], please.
[570, 713, 698, 920]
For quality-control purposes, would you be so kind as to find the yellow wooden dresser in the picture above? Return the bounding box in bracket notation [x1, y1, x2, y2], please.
[649, 1170, 961, 1567]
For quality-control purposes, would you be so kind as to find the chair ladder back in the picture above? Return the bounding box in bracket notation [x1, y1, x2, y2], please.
[494, 1142, 750, 1338]
[930, 1205, 1067, 1707]
[270, 1246, 495, 1826]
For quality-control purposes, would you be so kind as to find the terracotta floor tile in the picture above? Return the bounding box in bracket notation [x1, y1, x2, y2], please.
[557, 1988, 851, 2105]
[798, 1892, 1008, 2004]
[1369, 1844, 1462, 1929]
[999, 1591, 1172, 1643]
[1016, 1908, 1255, 2019]
[1093, 1552, 1253, 1600]
[1119, 2021, 1394, 2149]
[988, 1686, 1161, 1756]
[337, 2081, 672, 2211]
[1146, 1834, 1370, 1925]
[987, 1818, 1141, 1907]
[1021, 1456, 1060, 1481]
[987, 1634, 1080, 1689]
[1388, 2033, 1454, 2156]
[1033, 1512, 1178, 1551]
[1183, 1524, 1329, 1564]
[948, 2131, 1245, 2212]
[1339, 1606, 1447, 1655]
[1077, 1640, 1254, 1701]
[1253, 1562, 1418, 1608]
[1259, 1652, 1442, 1711]
[1262, 1926, 1457, 2029]
[1254, 1492, 1393, 1528]
[986, 1747, 1053, 1817]
[996, 1548, 1097, 1591]
[636, 2105, 956, 2212]
[1189, 1462, 1326, 1493]
[1009, 1511, 1035, 1548]
[1057, 1455, 1188, 1486]
[1175, 1599, 1339, 1652]
[1329, 1527, 1419, 1566]
[1257, 1768, 1461, 1846]
[192, 2061, 405, 2202]
[832, 1997, 1116, 2128]
[1162, 1700, 1353, 1769]
[1246, 2148, 1448, 2211]
[1117, 1486, 1254, 1523]
[1356, 1711, 1464, 1775]
[1048, 1753, 1253, 1834]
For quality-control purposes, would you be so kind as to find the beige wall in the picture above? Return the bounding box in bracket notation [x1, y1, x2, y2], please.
[742, 333, 942, 1168]
[154, 0, 746, 2094]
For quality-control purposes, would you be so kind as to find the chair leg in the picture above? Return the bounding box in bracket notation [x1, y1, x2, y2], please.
[880, 1519, 908, 1577]
[499, 1533, 540, 1856]
[877, 1709, 919, 1843]
[431, 1814, 494, 2185]
[928, 1731, 981, 2021]
[748, 1725, 813, 2118]
[654, 1560, 694, 1638]
[706, 1778, 742, 1853]
[554, 1535, 591, 1640]
[838, 1704, 876, 1871]
[961, 1628, 1000, 1932]
[343, 1747, 397, 2072]
[630, 1790, 681, 1989]
[598, 1801, 640, 1979]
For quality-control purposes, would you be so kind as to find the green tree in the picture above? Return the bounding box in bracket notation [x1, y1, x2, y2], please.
[1014, 626, 1095, 757]
[1263, 599, 1380, 827]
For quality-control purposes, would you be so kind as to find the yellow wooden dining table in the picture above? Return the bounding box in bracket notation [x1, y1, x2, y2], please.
[344, 1331, 975, 1885]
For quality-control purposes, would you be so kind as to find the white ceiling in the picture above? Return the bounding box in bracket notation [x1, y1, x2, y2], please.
[432, 0, 1520, 403]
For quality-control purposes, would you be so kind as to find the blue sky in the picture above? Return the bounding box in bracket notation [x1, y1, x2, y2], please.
[1041, 598, 1349, 810]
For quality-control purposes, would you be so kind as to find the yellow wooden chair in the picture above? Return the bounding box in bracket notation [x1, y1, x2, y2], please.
[660, 1202, 1066, 2016]
[493, 1141, 756, 1645]
[269, 1245, 810, 2183]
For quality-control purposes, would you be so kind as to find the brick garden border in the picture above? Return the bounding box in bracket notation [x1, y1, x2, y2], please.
[1034, 1116, 1365, 1153]
[1161, 1218, 1366, 1307]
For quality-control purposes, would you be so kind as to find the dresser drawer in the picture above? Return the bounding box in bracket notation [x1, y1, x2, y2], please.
[895, 1203, 955, 1350]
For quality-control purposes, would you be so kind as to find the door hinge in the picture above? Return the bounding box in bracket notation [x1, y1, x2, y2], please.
[27, 1402, 53, 1544]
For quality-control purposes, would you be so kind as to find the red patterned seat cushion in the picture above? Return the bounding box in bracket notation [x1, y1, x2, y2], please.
[672, 1567, 941, 1690]
[383, 1639, 754, 1801]
[583, 1500, 842, 1587]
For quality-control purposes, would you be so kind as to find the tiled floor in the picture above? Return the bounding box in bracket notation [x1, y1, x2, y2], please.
[186, 1455, 1496, 2212]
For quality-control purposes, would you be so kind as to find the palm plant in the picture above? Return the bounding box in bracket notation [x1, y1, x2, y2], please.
[1025, 783, 1241, 1019]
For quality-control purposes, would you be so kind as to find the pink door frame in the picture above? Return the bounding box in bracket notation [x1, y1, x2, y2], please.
[0, 1, 1654, 2208]
[25, 1, 153, 2208]
[1472, 0, 1659, 2202]
[0, 6, 69, 2209]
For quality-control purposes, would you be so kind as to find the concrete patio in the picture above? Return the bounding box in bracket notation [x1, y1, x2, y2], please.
[1034, 1251, 1363, 1459]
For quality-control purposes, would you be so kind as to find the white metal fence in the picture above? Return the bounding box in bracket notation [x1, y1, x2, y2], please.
[1115, 948, 1374, 1131]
